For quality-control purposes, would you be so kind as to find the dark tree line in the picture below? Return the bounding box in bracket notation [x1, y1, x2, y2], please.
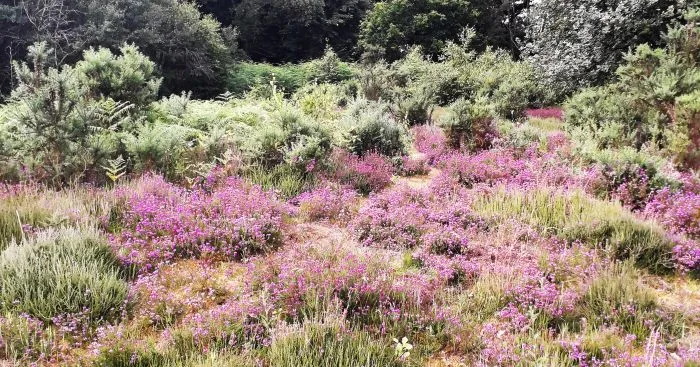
[1, 0, 693, 100]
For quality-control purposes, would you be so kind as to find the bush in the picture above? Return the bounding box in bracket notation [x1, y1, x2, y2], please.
[0, 227, 128, 323]
[440, 97, 497, 152]
[564, 85, 646, 149]
[109, 175, 288, 269]
[75, 44, 162, 107]
[228, 63, 309, 96]
[329, 149, 394, 195]
[343, 99, 408, 157]
[2, 43, 161, 184]
[444, 42, 540, 118]
[564, 9, 700, 170]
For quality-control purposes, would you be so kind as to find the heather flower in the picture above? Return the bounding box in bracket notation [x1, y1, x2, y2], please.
[295, 184, 357, 222]
[411, 125, 448, 163]
[328, 149, 394, 194]
[525, 108, 564, 120]
[109, 175, 289, 271]
[645, 187, 700, 239]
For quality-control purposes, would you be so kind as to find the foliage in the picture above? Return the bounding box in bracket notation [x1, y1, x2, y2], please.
[109, 174, 289, 270]
[443, 39, 540, 118]
[0, 0, 238, 98]
[0, 227, 128, 323]
[439, 97, 496, 152]
[1, 43, 160, 184]
[234, 0, 372, 62]
[343, 99, 408, 157]
[75, 44, 162, 107]
[523, 0, 686, 100]
[579, 263, 683, 339]
[564, 8, 700, 170]
[329, 149, 394, 194]
[472, 189, 676, 274]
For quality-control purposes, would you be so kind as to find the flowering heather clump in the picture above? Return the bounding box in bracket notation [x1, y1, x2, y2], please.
[645, 187, 700, 239]
[671, 238, 700, 274]
[295, 184, 358, 221]
[109, 174, 289, 271]
[526, 107, 564, 120]
[245, 241, 449, 332]
[435, 147, 577, 190]
[328, 149, 394, 194]
[411, 125, 448, 163]
[398, 155, 430, 176]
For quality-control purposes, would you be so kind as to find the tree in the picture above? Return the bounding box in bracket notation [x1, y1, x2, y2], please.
[358, 0, 529, 62]
[233, 0, 372, 62]
[523, 0, 687, 101]
[358, 0, 478, 61]
[0, 0, 238, 99]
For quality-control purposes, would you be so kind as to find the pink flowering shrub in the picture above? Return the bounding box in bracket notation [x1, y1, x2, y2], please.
[434, 147, 576, 190]
[295, 185, 358, 221]
[328, 149, 394, 194]
[245, 241, 452, 334]
[412, 125, 448, 163]
[671, 238, 700, 275]
[645, 187, 700, 239]
[398, 155, 430, 176]
[108, 175, 289, 271]
[526, 107, 564, 120]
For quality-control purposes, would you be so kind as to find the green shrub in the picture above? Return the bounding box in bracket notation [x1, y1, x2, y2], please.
[564, 9, 700, 169]
[0, 227, 129, 323]
[124, 123, 209, 181]
[444, 41, 539, 118]
[294, 83, 346, 120]
[228, 63, 310, 96]
[472, 189, 676, 274]
[303, 48, 356, 85]
[564, 85, 647, 149]
[75, 44, 162, 107]
[440, 97, 496, 152]
[266, 320, 400, 367]
[1, 43, 159, 184]
[343, 99, 408, 157]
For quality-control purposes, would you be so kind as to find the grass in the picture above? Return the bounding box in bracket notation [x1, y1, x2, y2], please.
[578, 263, 686, 340]
[528, 117, 564, 132]
[243, 163, 315, 199]
[472, 189, 676, 274]
[0, 227, 129, 323]
[0, 312, 57, 361]
[266, 319, 400, 367]
[0, 185, 111, 251]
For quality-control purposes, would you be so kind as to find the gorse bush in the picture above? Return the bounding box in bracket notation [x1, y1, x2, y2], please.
[343, 99, 408, 157]
[440, 97, 496, 152]
[0, 227, 129, 323]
